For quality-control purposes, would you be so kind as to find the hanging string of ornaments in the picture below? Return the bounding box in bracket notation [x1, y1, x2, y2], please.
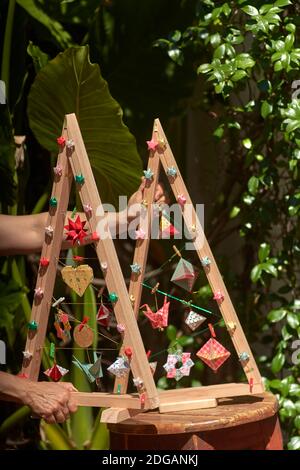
[23, 130, 255, 399]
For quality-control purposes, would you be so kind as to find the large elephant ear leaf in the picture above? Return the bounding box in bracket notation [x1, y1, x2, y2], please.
[27, 46, 142, 205]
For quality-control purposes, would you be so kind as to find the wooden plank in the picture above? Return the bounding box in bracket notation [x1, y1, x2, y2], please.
[158, 383, 264, 403]
[114, 120, 161, 394]
[65, 114, 159, 408]
[159, 398, 217, 413]
[70, 392, 149, 409]
[22, 121, 73, 380]
[154, 118, 263, 389]
[101, 408, 144, 424]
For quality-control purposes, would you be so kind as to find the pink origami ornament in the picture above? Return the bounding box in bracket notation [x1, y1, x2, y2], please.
[177, 194, 187, 207]
[163, 351, 194, 381]
[213, 290, 224, 302]
[64, 215, 88, 245]
[96, 304, 111, 327]
[83, 203, 92, 216]
[44, 363, 69, 382]
[196, 338, 230, 371]
[135, 228, 146, 240]
[141, 296, 170, 330]
[56, 136, 66, 147]
[34, 287, 44, 299]
[171, 258, 198, 292]
[117, 323, 125, 334]
[146, 138, 157, 151]
[53, 164, 63, 177]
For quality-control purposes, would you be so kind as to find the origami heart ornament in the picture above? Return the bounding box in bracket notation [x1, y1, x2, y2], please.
[61, 265, 93, 297]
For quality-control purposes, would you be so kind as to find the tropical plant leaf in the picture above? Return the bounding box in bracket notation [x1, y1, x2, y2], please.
[27, 46, 142, 205]
[40, 421, 74, 450]
[0, 106, 17, 206]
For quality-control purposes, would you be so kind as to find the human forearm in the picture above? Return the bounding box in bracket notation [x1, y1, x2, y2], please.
[0, 371, 29, 404]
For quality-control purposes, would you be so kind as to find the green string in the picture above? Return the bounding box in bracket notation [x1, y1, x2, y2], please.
[142, 282, 217, 316]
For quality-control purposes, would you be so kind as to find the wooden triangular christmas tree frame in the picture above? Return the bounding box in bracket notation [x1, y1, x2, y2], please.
[113, 118, 264, 416]
[22, 114, 264, 424]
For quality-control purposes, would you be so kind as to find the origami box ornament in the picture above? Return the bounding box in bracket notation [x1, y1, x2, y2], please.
[171, 258, 198, 292]
[72, 353, 103, 383]
[96, 304, 111, 327]
[185, 310, 206, 331]
[163, 351, 194, 382]
[196, 338, 231, 371]
[107, 357, 130, 378]
[44, 363, 69, 382]
[141, 296, 170, 330]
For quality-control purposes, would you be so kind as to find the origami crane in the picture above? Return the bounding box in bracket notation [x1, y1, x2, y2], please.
[72, 353, 103, 383]
[141, 296, 170, 330]
[171, 258, 198, 292]
[196, 338, 231, 371]
[163, 351, 194, 382]
[96, 304, 111, 327]
[107, 356, 130, 378]
[44, 363, 69, 382]
[64, 215, 88, 245]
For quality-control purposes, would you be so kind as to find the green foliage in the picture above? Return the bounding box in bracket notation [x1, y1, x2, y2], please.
[158, 0, 300, 448]
[27, 46, 142, 206]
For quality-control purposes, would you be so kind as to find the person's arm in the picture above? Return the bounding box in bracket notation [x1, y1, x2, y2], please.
[0, 181, 166, 256]
[0, 371, 77, 423]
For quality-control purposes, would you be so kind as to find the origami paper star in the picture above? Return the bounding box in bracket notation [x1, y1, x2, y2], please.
[185, 310, 206, 331]
[201, 256, 211, 267]
[146, 138, 157, 151]
[107, 357, 130, 378]
[171, 258, 198, 292]
[143, 168, 154, 180]
[34, 287, 44, 299]
[44, 363, 69, 382]
[83, 203, 92, 215]
[64, 215, 88, 245]
[75, 174, 85, 184]
[196, 338, 230, 371]
[49, 197, 57, 207]
[39, 257, 49, 267]
[109, 292, 118, 303]
[213, 290, 224, 302]
[27, 320, 38, 330]
[66, 139, 74, 149]
[72, 353, 103, 383]
[130, 263, 141, 274]
[177, 194, 187, 207]
[53, 164, 63, 176]
[141, 296, 170, 330]
[160, 213, 179, 238]
[166, 166, 177, 177]
[96, 304, 111, 327]
[56, 136, 66, 147]
[135, 228, 146, 240]
[117, 323, 125, 333]
[45, 225, 54, 237]
[22, 351, 32, 359]
[163, 351, 194, 382]
[239, 352, 250, 362]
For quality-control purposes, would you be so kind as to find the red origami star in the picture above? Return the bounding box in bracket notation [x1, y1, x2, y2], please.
[64, 216, 88, 245]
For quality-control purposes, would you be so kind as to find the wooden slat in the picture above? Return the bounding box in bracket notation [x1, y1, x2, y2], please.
[154, 118, 263, 389]
[22, 121, 73, 380]
[65, 114, 159, 408]
[70, 391, 149, 409]
[114, 120, 161, 394]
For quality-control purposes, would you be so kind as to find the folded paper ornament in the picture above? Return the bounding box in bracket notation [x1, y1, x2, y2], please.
[163, 351, 194, 382]
[185, 310, 206, 331]
[159, 212, 179, 238]
[171, 258, 198, 292]
[44, 363, 69, 382]
[196, 338, 230, 371]
[73, 323, 94, 348]
[61, 264, 93, 296]
[72, 353, 103, 383]
[96, 304, 111, 327]
[107, 357, 130, 378]
[141, 296, 170, 330]
[64, 215, 88, 245]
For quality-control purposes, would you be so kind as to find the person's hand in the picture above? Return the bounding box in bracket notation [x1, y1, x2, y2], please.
[127, 178, 167, 222]
[24, 381, 78, 424]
